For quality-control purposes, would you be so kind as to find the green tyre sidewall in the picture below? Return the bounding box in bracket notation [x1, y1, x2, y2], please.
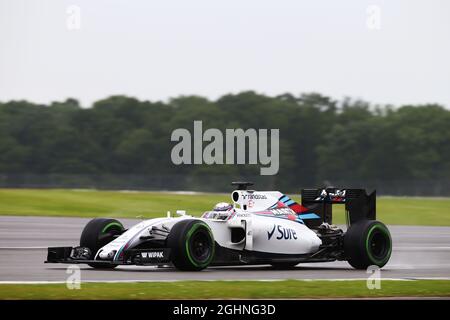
[80, 218, 124, 269]
[168, 219, 215, 271]
[365, 223, 392, 266]
[185, 222, 215, 268]
[344, 220, 392, 269]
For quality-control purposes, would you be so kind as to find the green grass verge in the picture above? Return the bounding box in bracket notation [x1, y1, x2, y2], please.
[1, 280, 449, 299]
[0, 189, 449, 226]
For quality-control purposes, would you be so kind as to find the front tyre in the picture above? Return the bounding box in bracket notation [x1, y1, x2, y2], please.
[167, 219, 215, 271]
[344, 220, 392, 269]
[80, 218, 124, 269]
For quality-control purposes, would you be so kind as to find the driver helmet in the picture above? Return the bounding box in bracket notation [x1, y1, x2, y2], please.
[213, 202, 233, 211]
[213, 202, 234, 220]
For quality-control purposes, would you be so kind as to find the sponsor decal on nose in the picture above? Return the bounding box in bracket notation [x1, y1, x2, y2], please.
[142, 251, 164, 258]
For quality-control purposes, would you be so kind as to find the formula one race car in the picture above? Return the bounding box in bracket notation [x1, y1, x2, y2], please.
[46, 182, 392, 271]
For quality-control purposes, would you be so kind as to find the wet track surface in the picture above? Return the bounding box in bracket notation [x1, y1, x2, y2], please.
[0, 216, 449, 282]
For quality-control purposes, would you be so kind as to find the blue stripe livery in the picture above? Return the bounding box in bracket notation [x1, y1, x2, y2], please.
[298, 213, 320, 219]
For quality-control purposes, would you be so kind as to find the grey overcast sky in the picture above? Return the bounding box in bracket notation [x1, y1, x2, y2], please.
[0, 0, 449, 107]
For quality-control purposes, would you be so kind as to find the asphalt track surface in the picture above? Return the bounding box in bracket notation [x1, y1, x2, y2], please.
[1, 216, 449, 282]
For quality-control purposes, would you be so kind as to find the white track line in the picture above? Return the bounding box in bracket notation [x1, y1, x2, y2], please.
[1, 278, 450, 284]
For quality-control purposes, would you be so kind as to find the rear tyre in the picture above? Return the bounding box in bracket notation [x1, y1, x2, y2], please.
[344, 220, 392, 269]
[80, 218, 124, 269]
[167, 219, 215, 271]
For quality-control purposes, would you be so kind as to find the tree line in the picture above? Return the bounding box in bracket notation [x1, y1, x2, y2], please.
[0, 92, 449, 192]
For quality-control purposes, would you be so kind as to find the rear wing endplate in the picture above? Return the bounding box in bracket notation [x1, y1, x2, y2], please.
[301, 188, 376, 228]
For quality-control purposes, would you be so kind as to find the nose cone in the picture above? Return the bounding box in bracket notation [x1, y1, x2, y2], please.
[99, 250, 116, 260]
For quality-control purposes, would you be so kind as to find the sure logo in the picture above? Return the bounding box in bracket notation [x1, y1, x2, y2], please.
[267, 225, 297, 240]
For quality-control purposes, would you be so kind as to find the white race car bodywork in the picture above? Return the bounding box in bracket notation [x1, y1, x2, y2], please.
[47, 184, 392, 271]
[96, 189, 322, 261]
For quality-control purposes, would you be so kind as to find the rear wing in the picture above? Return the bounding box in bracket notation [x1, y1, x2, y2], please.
[300, 188, 376, 228]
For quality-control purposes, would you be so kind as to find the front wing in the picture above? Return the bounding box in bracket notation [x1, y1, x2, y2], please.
[45, 246, 171, 266]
